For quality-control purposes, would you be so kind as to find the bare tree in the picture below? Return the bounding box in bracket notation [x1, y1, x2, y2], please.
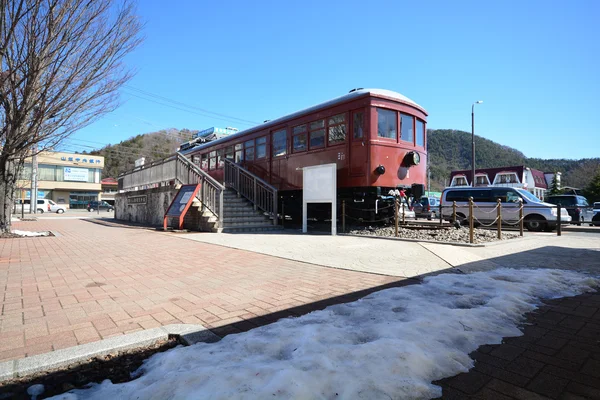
[0, 0, 143, 233]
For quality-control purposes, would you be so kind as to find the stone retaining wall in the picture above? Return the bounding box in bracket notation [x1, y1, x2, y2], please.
[115, 186, 200, 229]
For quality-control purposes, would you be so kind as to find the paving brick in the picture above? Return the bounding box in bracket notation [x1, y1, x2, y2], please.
[485, 379, 551, 400]
[564, 381, 600, 399]
[490, 344, 526, 361]
[527, 372, 569, 399]
[506, 356, 545, 378]
[580, 359, 600, 378]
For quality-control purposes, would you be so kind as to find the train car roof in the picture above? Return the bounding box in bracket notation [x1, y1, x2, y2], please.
[181, 88, 426, 155]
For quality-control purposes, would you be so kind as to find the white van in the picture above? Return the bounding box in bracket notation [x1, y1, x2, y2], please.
[441, 187, 571, 232]
[15, 199, 67, 214]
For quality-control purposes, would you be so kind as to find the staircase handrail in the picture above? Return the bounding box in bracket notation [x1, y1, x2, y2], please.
[224, 159, 278, 226]
[176, 152, 225, 190]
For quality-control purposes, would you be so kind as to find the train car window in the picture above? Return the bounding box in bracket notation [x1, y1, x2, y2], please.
[293, 125, 307, 135]
[400, 114, 414, 143]
[377, 108, 397, 139]
[235, 143, 244, 163]
[310, 130, 325, 148]
[256, 137, 266, 159]
[209, 151, 217, 170]
[201, 154, 209, 171]
[225, 146, 234, 160]
[309, 119, 325, 148]
[217, 149, 224, 168]
[416, 119, 425, 147]
[293, 134, 307, 152]
[272, 129, 287, 156]
[328, 113, 346, 145]
[353, 112, 364, 139]
[245, 140, 255, 161]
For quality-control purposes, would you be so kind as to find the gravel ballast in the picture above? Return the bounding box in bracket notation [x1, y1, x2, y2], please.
[349, 226, 520, 244]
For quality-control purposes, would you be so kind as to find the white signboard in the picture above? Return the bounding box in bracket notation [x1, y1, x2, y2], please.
[63, 167, 88, 182]
[302, 163, 337, 235]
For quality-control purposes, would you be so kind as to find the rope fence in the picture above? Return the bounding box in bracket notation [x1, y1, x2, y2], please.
[340, 197, 569, 243]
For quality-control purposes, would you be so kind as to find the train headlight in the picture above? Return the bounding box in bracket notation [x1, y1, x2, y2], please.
[375, 165, 386, 175]
[403, 151, 420, 167]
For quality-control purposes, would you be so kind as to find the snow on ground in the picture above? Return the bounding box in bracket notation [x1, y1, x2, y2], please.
[52, 268, 598, 400]
[12, 230, 50, 237]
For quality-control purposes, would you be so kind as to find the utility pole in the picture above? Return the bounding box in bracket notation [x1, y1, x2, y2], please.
[31, 145, 38, 214]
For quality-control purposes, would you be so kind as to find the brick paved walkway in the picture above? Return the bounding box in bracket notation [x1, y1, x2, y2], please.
[436, 292, 600, 399]
[0, 219, 403, 363]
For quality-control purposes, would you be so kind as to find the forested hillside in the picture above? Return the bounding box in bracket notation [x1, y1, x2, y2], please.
[427, 129, 600, 191]
[89, 128, 196, 179]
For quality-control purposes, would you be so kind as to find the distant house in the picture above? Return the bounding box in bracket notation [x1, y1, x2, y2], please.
[100, 177, 118, 205]
[449, 166, 554, 200]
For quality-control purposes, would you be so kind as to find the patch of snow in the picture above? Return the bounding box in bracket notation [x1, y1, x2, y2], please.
[51, 269, 597, 400]
[27, 384, 45, 399]
[12, 230, 50, 237]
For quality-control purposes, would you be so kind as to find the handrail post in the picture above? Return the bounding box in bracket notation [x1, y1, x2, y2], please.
[253, 179, 257, 211]
[273, 191, 278, 226]
[342, 200, 346, 233]
[219, 188, 224, 229]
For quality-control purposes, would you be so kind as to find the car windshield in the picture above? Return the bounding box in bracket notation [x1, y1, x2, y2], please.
[516, 189, 542, 203]
[595, 202, 600, 210]
[49, 200, 56, 205]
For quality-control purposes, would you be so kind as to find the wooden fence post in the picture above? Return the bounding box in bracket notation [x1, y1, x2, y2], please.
[469, 197, 474, 244]
[395, 198, 399, 237]
[497, 198, 502, 240]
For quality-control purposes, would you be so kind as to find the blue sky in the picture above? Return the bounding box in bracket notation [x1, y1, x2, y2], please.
[68, 0, 599, 160]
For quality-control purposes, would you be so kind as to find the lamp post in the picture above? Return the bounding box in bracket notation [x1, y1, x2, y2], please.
[471, 100, 483, 187]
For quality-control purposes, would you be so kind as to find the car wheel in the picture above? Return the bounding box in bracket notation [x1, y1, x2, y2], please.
[89, 208, 94, 212]
[37, 209, 44, 214]
[525, 215, 545, 232]
[57, 209, 64, 214]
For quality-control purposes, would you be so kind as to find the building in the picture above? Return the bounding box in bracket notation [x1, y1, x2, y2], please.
[100, 177, 118, 205]
[449, 166, 551, 200]
[17, 151, 105, 209]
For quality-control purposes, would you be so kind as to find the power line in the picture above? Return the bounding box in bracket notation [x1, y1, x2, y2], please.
[121, 86, 259, 127]
[124, 85, 260, 126]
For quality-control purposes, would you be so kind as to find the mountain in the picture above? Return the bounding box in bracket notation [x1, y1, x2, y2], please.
[90, 128, 196, 179]
[427, 129, 600, 191]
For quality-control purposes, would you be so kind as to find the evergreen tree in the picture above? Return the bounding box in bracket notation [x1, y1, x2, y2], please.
[547, 173, 563, 196]
[583, 169, 600, 203]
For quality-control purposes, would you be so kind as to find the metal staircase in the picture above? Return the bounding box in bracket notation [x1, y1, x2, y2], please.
[221, 189, 280, 233]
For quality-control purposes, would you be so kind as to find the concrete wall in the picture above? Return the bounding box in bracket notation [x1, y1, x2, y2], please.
[116, 186, 177, 227]
[115, 186, 202, 230]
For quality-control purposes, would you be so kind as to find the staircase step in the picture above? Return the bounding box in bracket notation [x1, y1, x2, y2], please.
[221, 225, 282, 233]
[223, 216, 271, 224]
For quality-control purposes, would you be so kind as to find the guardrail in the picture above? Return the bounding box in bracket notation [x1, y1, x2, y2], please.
[224, 159, 278, 225]
[118, 153, 225, 227]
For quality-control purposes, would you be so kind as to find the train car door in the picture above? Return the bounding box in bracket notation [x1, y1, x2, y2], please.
[349, 110, 367, 176]
[270, 127, 288, 188]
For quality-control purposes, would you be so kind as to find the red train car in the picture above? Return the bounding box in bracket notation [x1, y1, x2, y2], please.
[182, 88, 428, 221]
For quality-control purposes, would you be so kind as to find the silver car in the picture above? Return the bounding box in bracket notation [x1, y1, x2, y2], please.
[441, 187, 571, 232]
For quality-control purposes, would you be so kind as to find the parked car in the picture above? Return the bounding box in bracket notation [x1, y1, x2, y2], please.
[15, 199, 66, 214]
[545, 195, 594, 226]
[440, 187, 571, 232]
[413, 196, 440, 220]
[592, 202, 600, 227]
[87, 201, 114, 212]
[397, 198, 416, 220]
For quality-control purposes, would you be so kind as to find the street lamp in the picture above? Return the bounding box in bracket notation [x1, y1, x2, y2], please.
[471, 100, 483, 187]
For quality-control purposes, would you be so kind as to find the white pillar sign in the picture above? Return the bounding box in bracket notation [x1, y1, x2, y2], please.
[302, 163, 337, 235]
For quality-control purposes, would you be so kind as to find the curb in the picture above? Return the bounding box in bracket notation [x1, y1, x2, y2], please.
[0, 324, 220, 382]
